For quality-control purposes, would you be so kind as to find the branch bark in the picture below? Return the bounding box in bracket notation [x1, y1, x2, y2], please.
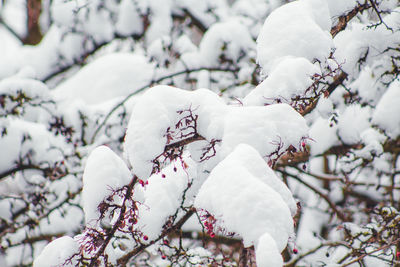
[24, 0, 43, 45]
[88, 176, 138, 267]
[330, 1, 371, 38]
[277, 169, 348, 221]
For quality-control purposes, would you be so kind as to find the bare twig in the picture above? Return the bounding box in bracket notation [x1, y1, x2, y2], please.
[277, 169, 348, 221]
[117, 208, 195, 266]
[88, 176, 138, 267]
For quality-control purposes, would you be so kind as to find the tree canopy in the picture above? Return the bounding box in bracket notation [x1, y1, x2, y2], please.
[0, 0, 399, 266]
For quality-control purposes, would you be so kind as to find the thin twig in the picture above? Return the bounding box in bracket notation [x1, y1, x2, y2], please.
[88, 176, 138, 267]
[117, 208, 195, 266]
[277, 169, 348, 221]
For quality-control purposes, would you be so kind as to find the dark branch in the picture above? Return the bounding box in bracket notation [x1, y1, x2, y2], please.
[88, 176, 138, 267]
[330, 1, 371, 38]
[117, 208, 195, 266]
[0, 164, 43, 181]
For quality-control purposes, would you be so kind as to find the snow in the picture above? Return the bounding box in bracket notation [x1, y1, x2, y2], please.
[326, 0, 358, 18]
[294, 189, 331, 250]
[81, 146, 132, 226]
[125, 85, 308, 180]
[333, 23, 370, 76]
[175, 0, 230, 30]
[230, 144, 297, 215]
[199, 19, 256, 66]
[232, 0, 278, 23]
[255, 232, 283, 267]
[350, 67, 384, 105]
[3, 0, 399, 266]
[50, 0, 79, 27]
[194, 144, 294, 250]
[355, 129, 385, 159]
[244, 56, 320, 106]
[83, 6, 114, 44]
[372, 80, 400, 139]
[0, 27, 22, 79]
[315, 97, 334, 119]
[145, 0, 173, 44]
[221, 104, 308, 160]
[309, 117, 339, 156]
[256, 0, 333, 73]
[0, 0, 27, 37]
[52, 53, 154, 105]
[334, 9, 400, 77]
[137, 158, 195, 240]
[0, 118, 67, 174]
[124, 85, 226, 180]
[305, 0, 332, 31]
[0, 77, 53, 121]
[175, 35, 198, 54]
[147, 36, 172, 65]
[0, 76, 49, 97]
[19, 26, 63, 79]
[52, 0, 117, 44]
[116, 0, 144, 36]
[337, 105, 371, 144]
[36, 205, 83, 238]
[33, 236, 79, 267]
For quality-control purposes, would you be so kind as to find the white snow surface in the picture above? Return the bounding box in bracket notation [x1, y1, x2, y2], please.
[0, 77, 48, 97]
[244, 56, 320, 106]
[356, 128, 385, 159]
[0, 27, 22, 79]
[0, 77, 54, 121]
[145, 0, 172, 44]
[52, 53, 154, 105]
[372, 80, 400, 139]
[0, 119, 67, 174]
[82, 146, 132, 226]
[124, 85, 227, 180]
[33, 236, 80, 267]
[137, 158, 196, 240]
[224, 144, 297, 215]
[194, 144, 294, 250]
[326, 0, 358, 18]
[199, 19, 256, 66]
[220, 104, 308, 160]
[125, 86, 308, 180]
[337, 105, 371, 144]
[115, 0, 143, 36]
[256, 232, 284, 267]
[50, 0, 79, 27]
[309, 117, 339, 156]
[350, 67, 384, 105]
[334, 9, 400, 76]
[256, 0, 333, 73]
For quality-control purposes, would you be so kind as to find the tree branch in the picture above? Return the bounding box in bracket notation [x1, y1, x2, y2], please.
[277, 137, 399, 169]
[88, 176, 138, 267]
[0, 164, 44, 181]
[300, 71, 348, 116]
[117, 208, 195, 266]
[330, 1, 371, 38]
[0, 16, 23, 42]
[277, 169, 348, 221]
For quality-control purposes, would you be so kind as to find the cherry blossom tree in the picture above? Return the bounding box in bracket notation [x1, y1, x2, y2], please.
[0, 0, 399, 266]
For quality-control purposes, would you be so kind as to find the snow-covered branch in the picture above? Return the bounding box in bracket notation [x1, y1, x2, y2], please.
[1, 0, 399, 266]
